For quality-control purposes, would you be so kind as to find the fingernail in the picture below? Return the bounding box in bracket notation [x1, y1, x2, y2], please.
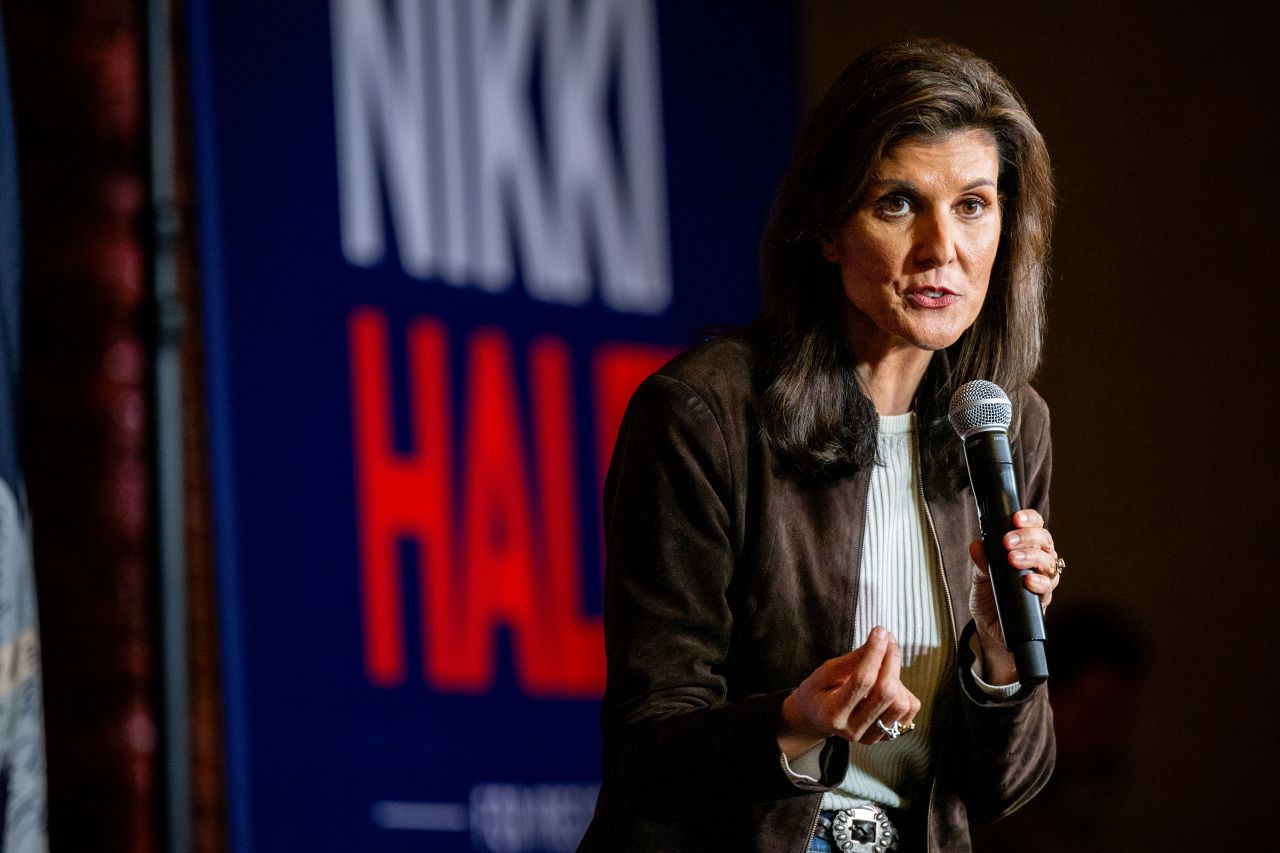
[872, 626, 885, 640]
[1010, 550, 1025, 563]
[1007, 533, 1020, 547]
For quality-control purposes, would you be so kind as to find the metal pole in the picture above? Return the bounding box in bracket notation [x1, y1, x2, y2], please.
[145, 0, 190, 850]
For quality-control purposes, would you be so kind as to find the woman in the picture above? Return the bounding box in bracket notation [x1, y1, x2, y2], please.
[579, 39, 1062, 852]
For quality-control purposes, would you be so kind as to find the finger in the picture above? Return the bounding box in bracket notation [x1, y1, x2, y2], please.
[859, 685, 922, 746]
[849, 635, 901, 742]
[1023, 561, 1063, 589]
[826, 627, 890, 701]
[847, 641, 901, 743]
[1012, 509, 1044, 529]
[1008, 546, 1056, 577]
[1023, 570, 1060, 615]
[1008, 527, 1059, 577]
[885, 688, 922, 737]
[819, 626, 887, 678]
[880, 630, 902, 685]
[902, 691, 922, 730]
[1023, 571, 1054, 595]
[860, 683, 913, 746]
[839, 627, 901, 742]
[1003, 526, 1054, 555]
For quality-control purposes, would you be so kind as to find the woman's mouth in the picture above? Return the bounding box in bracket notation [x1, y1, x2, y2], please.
[905, 289, 958, 308]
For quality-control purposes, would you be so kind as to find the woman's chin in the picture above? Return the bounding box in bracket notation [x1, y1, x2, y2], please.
[907, 326, 969, 352]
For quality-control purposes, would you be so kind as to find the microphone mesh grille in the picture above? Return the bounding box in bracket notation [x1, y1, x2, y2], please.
[948, 380, 1012, 438]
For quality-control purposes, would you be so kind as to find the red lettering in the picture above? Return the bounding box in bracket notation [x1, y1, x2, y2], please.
[349, 308, 457, 687]
[529, 337, 602, 696]
[350, 309, 677, 697]
[457, 328, 559, 695]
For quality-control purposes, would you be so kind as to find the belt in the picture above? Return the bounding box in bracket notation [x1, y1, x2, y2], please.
[813, 805, 899, 853]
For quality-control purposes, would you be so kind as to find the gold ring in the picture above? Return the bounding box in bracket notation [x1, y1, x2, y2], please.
[1049, 556, 1066, 579]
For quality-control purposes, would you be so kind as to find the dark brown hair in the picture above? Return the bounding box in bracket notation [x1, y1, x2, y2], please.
[752, 39, 1054, 491]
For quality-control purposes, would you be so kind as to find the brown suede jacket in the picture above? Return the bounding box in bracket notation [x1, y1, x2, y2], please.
[579, 337, 1055, 852]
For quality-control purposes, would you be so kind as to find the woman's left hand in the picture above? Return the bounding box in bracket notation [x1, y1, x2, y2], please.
[967, 509, 1061, 684]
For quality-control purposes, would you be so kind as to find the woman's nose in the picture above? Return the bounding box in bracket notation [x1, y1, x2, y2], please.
[911, 209, 957, 270]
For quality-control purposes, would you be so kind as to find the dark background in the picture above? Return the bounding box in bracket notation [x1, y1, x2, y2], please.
[798, 2, 1277, 847]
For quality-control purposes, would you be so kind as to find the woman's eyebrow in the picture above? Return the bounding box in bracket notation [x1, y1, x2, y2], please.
[868, 178, 919, 194]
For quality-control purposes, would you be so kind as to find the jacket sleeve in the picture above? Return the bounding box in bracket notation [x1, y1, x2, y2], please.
[598, 374, 846, 821]
[946, 390, 1056, 824]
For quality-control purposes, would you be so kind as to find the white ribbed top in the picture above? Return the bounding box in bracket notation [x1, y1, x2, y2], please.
[821, 412, 955, 811]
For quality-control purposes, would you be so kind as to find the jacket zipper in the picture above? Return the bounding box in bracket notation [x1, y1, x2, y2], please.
[803, 805, 822, 853]
[915, 431, 957, 852]
[801, 470, 874, 852]
[804, 434, 952, 850]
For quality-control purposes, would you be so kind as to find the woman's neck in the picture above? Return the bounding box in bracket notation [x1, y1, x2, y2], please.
[856, 348, 932, 415]
[843, 304, 935, 415]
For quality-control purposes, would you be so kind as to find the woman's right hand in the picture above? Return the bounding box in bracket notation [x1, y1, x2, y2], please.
[777, 626, 921, 760]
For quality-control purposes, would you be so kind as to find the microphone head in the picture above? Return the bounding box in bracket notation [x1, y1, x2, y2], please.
[948, 380, 1013, 439]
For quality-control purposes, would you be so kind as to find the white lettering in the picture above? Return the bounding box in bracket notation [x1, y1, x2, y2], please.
[544, 0, 670, 312]
[469, 783, 597, 853]
[432, 0, 475, 283]
[331, 0, 437, 278]
[331, 0, 671, 314]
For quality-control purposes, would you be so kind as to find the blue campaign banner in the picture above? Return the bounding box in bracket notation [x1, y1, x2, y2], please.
[187, 2, 797, 850]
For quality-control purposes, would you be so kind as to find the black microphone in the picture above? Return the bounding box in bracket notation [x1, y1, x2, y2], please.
[948, 380, 1048, 684]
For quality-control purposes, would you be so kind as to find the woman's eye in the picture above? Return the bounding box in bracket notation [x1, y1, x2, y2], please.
[876, 195, 912, 217]
[958, 198, 988, 217]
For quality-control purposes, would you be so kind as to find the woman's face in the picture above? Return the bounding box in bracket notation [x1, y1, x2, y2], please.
[822, 130, 1002, 359]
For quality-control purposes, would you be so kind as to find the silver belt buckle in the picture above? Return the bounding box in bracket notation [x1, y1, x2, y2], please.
[831, 804, 899, 853]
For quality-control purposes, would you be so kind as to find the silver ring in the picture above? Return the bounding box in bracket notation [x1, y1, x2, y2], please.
[875, 719, 914, 740]
[1049, 556, 1066, 580]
